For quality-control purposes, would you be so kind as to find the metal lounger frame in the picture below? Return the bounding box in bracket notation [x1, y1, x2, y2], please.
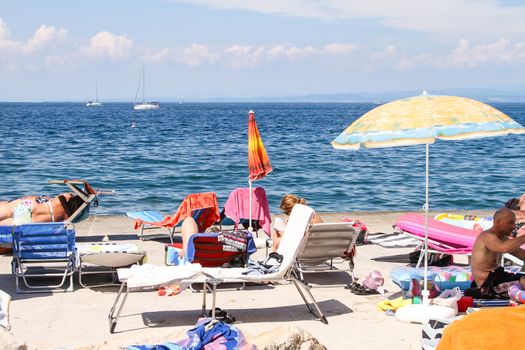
[107, 267, 327, 334]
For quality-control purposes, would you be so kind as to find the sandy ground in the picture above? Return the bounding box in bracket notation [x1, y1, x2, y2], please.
[0, 209, 494, 350]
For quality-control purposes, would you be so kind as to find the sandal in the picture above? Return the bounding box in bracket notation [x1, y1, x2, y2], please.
[345, 282, 362, 292]
[218, 311, 236, 324]
[208, 308, 236, 324]
[352, 284, 379, 295]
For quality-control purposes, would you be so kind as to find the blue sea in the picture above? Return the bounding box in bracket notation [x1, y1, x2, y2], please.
[0, 102, 524, 216]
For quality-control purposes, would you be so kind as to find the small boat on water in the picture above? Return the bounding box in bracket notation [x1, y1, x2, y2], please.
[86, 81, 103, 107]
[133, 66, 160, 110]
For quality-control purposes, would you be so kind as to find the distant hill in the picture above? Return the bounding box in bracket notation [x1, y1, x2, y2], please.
[196, 87, 525, 103]
[5, 86, 525, 103]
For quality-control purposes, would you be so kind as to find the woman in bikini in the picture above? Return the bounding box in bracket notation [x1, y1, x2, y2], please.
[0, 193, 85, 225]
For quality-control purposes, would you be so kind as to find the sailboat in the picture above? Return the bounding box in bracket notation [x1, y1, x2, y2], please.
[133, 66, 160, 110]
[86, 81, 102, 107]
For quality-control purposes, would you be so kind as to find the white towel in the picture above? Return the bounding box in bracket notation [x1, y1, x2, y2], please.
[118, 263, 203, 289]
[0, 289, 11, 330]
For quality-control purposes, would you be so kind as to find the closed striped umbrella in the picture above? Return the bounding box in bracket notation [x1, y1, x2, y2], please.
[247, 110, 272, 231]
[248, 110, 273, 181]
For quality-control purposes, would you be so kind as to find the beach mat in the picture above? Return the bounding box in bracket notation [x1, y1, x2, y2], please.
[367, 232, 419, 248]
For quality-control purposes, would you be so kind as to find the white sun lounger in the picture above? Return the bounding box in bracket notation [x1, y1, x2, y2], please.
[108, 204, 327, 333]
[77, 243, 146, 288]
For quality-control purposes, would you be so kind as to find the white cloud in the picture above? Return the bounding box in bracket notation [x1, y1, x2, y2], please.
[24, 25, 67, 53]
[266, 45, 286, 60]
[176, 42, 352, 68]
[372, 45, 396, 60]
[266, 44, 318, 60]
[447, 38, 525, 67]
[172, 0, 525, 38]
[183, 44, 220, 66]
[224, 44, 265, 68]
[0, 18, 11, 41]
[0, 18, 67, 54]
[392, 39, 525, 70]
[143, 48, 173, 64]
[85, 31, 133, 61]
[324, 43, 355, 55]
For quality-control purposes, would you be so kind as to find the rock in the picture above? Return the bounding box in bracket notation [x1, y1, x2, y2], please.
[252, 325, 327, 350]
[0, 327, 27, 350]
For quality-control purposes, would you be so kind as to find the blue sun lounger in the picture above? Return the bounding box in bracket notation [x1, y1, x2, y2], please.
[0, 226, 11, 249]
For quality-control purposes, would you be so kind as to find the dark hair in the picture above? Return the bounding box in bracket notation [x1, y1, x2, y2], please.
[504, 198, 520, 210]
[58, 195, 85, 217]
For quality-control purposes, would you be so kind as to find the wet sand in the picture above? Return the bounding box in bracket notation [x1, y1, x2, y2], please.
[0, 209, 494, 349]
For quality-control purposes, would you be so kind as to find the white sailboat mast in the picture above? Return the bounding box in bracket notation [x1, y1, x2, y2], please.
[142, 66, 146, 103]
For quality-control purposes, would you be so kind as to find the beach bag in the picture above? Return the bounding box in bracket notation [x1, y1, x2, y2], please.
[409, 250, 453, 267]
[431, 287, 462, 315]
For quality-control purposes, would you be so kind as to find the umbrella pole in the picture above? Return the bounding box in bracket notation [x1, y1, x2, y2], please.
[422, 143, 430, 306]
[248, 179, 253, 233]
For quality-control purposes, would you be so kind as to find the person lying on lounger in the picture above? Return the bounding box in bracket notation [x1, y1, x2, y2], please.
[467, 208, 525, 299]
[272, 194, 323, 251]
[0, 193, 85, 225]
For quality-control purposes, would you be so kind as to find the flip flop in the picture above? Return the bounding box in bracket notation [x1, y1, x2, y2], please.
[345, 282, 361, 292]
[353, 284, 380, 295]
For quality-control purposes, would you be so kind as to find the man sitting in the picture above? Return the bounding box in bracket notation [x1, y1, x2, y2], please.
[468, 208, 525, 298]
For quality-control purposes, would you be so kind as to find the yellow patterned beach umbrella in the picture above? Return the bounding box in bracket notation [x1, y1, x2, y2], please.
[332, 94, 525, 150]
[332, 93, 525, 309]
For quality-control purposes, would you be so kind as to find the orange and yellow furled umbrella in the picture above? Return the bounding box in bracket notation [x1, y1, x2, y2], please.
[247, 110, 272, 231]
[248, 110, 272, 181]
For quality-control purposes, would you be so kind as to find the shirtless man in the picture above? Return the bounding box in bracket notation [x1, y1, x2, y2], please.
[0, 193, 85, 225]
[469, 207, 525, 298]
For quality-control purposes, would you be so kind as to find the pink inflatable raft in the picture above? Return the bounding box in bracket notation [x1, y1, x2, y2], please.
[394, 213, 478, 254]
[394, 213, 525, 254]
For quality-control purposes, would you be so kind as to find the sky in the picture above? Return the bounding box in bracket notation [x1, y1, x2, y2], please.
[1, 0, 525, 101]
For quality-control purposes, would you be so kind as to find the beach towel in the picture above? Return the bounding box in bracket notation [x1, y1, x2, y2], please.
[367, 232, 419, 248]
[127, 318, 256, 350]
[223, 187, 271, 236]
[376, 296, 412, 312]
[134, 192, 220, 231]
[436, 307, 525, 350]
[218, 231, 248, 251]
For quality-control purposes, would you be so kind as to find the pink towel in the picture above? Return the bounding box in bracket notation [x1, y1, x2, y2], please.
[223, 187, 271, 237]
